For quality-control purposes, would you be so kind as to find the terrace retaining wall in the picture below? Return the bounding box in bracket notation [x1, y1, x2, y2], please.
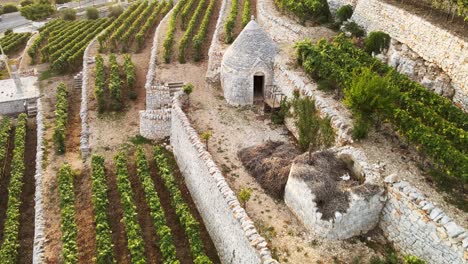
[79, 38, 95, 158]
[32, 98, 45, 264]
[171, 95, 277, 264]
[205, 0, 228, 84]
[351, 0, 468, 110]
[381, 178, 467, 264]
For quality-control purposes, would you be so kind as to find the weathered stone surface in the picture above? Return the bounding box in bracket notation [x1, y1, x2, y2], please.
[351, 0, 468, 110]
[285, 146, 385, 240]
[206, 0, 228, 84]
[381, 181, 466, 264]
[33, 98, 45, 264]
[221, 20, 277, 106]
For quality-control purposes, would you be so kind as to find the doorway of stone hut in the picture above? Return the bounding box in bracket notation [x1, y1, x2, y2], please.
[254, 74, 265, 103]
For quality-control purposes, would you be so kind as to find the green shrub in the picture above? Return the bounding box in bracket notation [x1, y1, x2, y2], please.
[107, 5, 123, 18]
[20, 3, 54, 21]
[271, 98, 291, 125]
[4, 29, 13, 35]
[404, 255, 426, 264]
[344, 67, 397, 120]
[317, 79, 336, 92]
[20, 0, 33, 7]
[55, 0, 71, 4]
[86, 7, 99, 20]
[342, 21, 365, 37]
[336, 4, 353, 22]
[274, 0, 331, 24]
[364, 31, 391, 54]
[2, 3, 18, 13]
[61, 8, 76, 21]
[351, 114, 370, 140]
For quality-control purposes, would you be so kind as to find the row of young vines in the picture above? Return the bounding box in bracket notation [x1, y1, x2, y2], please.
[0, 114, 28, 263]
[0, 118, 11, 171]
[53, 83, 68, 154]
[295, 35, 468, 181]
[0, 33, 31, 55]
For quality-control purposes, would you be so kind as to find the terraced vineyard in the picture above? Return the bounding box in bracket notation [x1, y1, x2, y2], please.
[0, 33, 32, 55]
[0, 115, 37, 264]
[55, 145, 219, 264]
[162, 0, 223, 63]
[27, 18, 112, 71]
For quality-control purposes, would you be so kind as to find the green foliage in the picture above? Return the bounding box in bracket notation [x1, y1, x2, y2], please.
[135, 1, 171, 52]
[342, 21, 365, 37]
[336, 4, 353, 22]
[181, 0, 197, 30]
[317, 79, 336, 92]
[153, 146, 212, 263]
[163, 0, 188, 63]
[364, 31, 390, 55]
[178, 0, 207, 63]
[114, 152, 147, 264]
[61, 8, 76, 20]
[91, 155, 116, 264]
[0, 32, 31, 55]
[107, 4, 123, 18]
[20, 3, 54, 21]
[0, 114, 27, 263]
[192, 0, 215, 61]
[293, 97, 335, 152]
[404, 255, 426, 264]
[0, 118, 11, 166]
[94, 55, 105, 113]
[135, 147, 179, 264]
[58, 164, 78, 264]
[20, 0, 34, 7]
[108, 54, 122, 110]
[344, 67, 398, 120]
[295, 35, 468, 181]
[224, 0, 238, 43]
[183, 83, 194, 96]
[274, 0, 331, 24]
[238, 188, 252, 207]
[86, 7, 99, 20]
[351, 114, 370, 140]
[2, 3, 18, 13]
[271, 98, 291, 125]
[241, 0, 251, 28]
[124, 54, 135, 89]
[54, 83, 68, 154]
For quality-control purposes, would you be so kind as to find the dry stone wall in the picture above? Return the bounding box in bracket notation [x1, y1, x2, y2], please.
[79, 38, 95, 158]
[381, 177, 467, 264]
[33, 98, 45, 264]
[139, 109, 171, 140]
[171, 95, 278, 264]
[351, 0, 468, 110]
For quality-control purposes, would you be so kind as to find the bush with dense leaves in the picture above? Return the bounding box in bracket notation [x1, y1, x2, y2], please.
[108, 4, 123, 18]
[341, 21, 365, 37]
[274, 0, 331, 24]
[364, 31, 391, 55]
[335, 4, 352, 22]
[86, 7, 99, 20]
[20, 3, 54, 21]
[2, 3, 18, 13]
[20, 0, 33, 7]
[61, 8, 76, 21]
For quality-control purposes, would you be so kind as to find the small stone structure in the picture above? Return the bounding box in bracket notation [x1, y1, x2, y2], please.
[220, 19, 277, 105]
[285, 146, 385, 240]
[381, 177, 467, 264]
[0, 75, 39, 115]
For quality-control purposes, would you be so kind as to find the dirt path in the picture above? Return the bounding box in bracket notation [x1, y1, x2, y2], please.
[17, 120, 37, 264]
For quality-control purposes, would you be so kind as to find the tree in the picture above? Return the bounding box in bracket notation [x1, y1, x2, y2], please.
[61, 8, 76, 21]
[364, 31, 391, 55]
[20, 3, 54, 21]
[200, 131, 212, 150]
[108, 5, 123, 18]
[238, 188, 252, 209]
[4, 29, 13, 35]
[20, 0, 34, 7]
[2, 3, 18, 13]
[86, 7, 99, 20]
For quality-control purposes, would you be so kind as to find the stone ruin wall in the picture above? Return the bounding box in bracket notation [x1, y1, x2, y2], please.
[285, 147, 385, 240]
[33, 98, 45, 264]
[351, 0, 468, 110]
[170, 95, 278, 264]
[381, 178, 467, 264]
[139, 109, 171, 140]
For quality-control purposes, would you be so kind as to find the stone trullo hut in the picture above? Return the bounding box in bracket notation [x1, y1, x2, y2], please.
[221, 19, 277, 106]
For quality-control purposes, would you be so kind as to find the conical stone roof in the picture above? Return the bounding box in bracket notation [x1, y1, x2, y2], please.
[222, 20, 277, 72]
